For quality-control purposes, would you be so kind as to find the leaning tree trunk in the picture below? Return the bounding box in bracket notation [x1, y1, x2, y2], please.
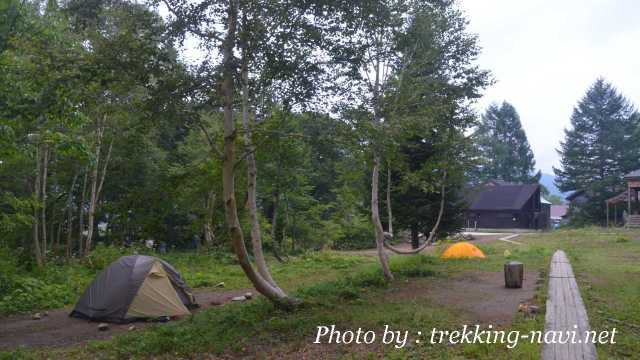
[372, 154, 394, 281]
[219, 0, 297, 308]
[240, 58, 279, 288]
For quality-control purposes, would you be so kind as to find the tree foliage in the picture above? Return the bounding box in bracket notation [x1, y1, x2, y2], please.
[555, 79, 640, 224]
[472, 101, 538, 184]
[0, 0, 498, 303]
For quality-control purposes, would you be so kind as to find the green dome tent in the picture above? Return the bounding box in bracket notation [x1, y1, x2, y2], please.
[70, 255, 198, 323]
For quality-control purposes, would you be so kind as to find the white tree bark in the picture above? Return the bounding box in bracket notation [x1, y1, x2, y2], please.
[84, 119, 113, 256]
[219, 0, 297, 308]
[368, 41, 394, 281]
[240, 60, 279, 288]
[372, 154, 394, 281]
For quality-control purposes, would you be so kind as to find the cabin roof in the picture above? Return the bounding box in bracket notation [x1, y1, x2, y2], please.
[565, 189, 586, 201]
[468, 184, 540, 211]
[624, 169, 640, 180]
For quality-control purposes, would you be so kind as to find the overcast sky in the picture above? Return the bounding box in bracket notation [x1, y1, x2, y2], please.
[459, 0, 640, 175]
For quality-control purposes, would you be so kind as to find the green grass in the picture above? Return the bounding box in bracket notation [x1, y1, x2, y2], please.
[0, 246, 374, 315]
[2, 227, 640, 359]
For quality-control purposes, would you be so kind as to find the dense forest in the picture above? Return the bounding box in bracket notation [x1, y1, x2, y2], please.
[2, 0, 639, 308]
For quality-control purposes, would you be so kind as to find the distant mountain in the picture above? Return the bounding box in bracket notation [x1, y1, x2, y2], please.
[540, 173, 566, 200]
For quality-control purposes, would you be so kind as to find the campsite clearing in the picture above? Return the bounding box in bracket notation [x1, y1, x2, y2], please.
[1, 228, 639, 359]
[0, 287, 252, 350]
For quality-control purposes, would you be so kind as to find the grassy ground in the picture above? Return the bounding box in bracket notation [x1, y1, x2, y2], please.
[0, 246, 375, 315]
[2, 227, 639, 359]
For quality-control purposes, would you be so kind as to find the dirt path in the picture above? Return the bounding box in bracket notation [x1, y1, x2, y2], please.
[342, 234, 507, 257]
[237, 269, 542, 359]
[0, 287, 253, 351]
[384, 269, 540, 326]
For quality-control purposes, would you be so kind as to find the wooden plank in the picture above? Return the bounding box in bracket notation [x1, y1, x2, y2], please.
[542, 298, 556, 360]
[542, 250, 597, 360]
[557, 277, 569, 360]
[563, 277, 582, 360]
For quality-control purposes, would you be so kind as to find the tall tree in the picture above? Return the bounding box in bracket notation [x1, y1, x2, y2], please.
[0, 1, 87, 265]
[333, 1, 489, 276]
[473, 101, 538, 184]
[554, 79, 640, 224]
[160, 0, 342, 307]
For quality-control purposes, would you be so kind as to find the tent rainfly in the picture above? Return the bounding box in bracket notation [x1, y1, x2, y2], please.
[70, 255, 198, 323]
[441, 242, 486, 259]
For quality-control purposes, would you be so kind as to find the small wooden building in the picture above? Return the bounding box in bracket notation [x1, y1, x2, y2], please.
[465, 182, 548, 230]
[606, 169, 640, 227]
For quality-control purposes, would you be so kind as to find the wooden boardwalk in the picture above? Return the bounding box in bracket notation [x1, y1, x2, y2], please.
[542, 250, 597, 360]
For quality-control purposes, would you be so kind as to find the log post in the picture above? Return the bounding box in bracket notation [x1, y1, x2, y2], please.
[504, 261, 524, 288]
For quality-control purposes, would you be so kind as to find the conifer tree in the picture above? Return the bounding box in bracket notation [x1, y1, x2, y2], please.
[554, 78, 640, 224]
[473, 101, 538, 184]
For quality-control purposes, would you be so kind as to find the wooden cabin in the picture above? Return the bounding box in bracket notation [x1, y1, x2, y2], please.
[465, 182, 549, 230]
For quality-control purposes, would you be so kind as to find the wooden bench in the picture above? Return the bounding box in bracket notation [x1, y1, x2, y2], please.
[542, 250, 597, 360]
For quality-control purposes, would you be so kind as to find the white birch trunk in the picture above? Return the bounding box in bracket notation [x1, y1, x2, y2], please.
[372, 154, 394, 281]
[240, 61, 278, 287]
[84, 126, 101, 256]
[219, 0, 297, 308]
[370, 48, 394, 281]
[85, 119, 113, 256]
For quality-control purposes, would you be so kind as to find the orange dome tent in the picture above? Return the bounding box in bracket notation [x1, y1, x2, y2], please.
[441, 242, 486, 259]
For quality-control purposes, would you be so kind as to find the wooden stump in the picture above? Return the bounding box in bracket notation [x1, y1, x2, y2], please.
[504, 261, 524, 288]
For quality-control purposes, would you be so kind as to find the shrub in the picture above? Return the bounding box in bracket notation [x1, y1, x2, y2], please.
[331, 214, 375, 250]
[0, 277, 76, 314]
[616, 235, 630, 243]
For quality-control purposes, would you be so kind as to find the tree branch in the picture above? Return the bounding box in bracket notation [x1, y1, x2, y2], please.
[384, 171, 447, 255]
[196, 121, 224, 160]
